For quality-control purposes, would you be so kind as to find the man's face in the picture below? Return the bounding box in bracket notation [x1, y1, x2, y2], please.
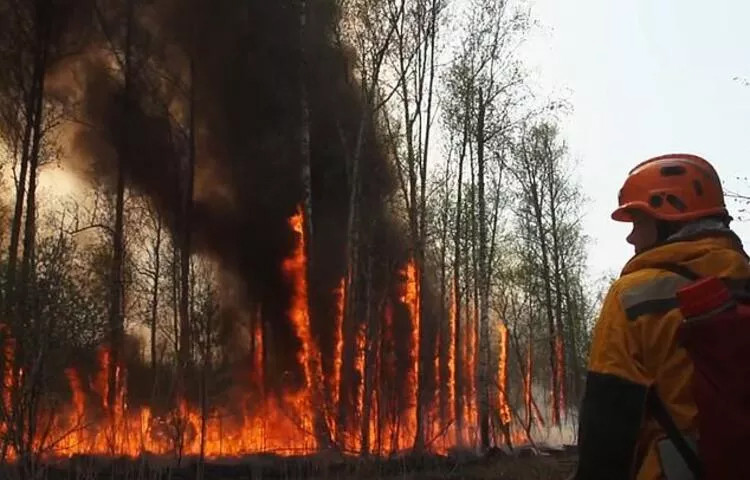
[626, 210, 658, 254]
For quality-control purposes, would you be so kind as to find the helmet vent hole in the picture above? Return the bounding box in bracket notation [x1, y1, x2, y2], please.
[666, 194, 687, 212]
[661, 165, 686, 176]
[649, 195, 663, 208]
[693, 179, 704, 196]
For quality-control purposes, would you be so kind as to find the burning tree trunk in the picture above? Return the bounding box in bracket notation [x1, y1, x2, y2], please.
[195, 266, 216, 480]
[451, 88, 469, 449]
[416, 0, 439, 453]
[497, 323, 511, 436]
[297, 0, 333, 448]
[338, 264, 357, 449]
[334, 0, 397, 452]
[475, 87, 491, 450]
[299, 0, 313, 246]
[468, 139, 481, 443]
[386, 0, 442, 450]
[284, 207, 331, 450]
[107, 0, 135, 415]
[360, 250, 376, 455]
[437, 150, 451, 434]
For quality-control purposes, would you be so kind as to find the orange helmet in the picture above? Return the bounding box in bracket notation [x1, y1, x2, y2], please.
[611, 153, 727, 222]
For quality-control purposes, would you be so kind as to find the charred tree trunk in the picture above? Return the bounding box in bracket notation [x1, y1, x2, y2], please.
[108, 0, 135, 413]
[150, 213, 162, 372]
[6, 110, 32, 320]
[171, 242, 180, 359]
[178, 54, 196, 381]
[299, 0, 313, 246]
[562, 263, 581, 405]
[438, 155, 450, 436]
[361, 249, 375, 455]
[338, 223, 359, 448]
[468, 140, 481, 445]
[16, 3, 51, 472]
[17, 7, 48, 333]
[414, 0, 438, 453]
[452, 89, 470, 448]
[197, 298, 211, 480]
[297, 0, 332, 448]
[338, 43, 371, 451]
[5, 0, 49, 322]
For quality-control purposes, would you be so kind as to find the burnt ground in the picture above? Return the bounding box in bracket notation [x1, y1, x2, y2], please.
[5, 446, 578, 480]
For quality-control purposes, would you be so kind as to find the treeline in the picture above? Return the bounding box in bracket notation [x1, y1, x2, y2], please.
[0, 0, 596, 474]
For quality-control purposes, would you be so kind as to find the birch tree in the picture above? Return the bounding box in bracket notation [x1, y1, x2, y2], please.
[442, 0, 527, 449]
[511, 121, 589, 424]
[382, 0, 445, 450]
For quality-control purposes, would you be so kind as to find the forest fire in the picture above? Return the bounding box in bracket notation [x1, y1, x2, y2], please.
[0, 0, 597, 474]
[0, 207, 546, 463]
[281, 206, 322, 441]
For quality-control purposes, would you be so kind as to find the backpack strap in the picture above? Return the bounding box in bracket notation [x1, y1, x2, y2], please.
[647, 388, 703, 478]
[641, 264, 704, 476]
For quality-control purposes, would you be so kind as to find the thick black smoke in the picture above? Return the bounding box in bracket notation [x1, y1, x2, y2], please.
[58, 0, 419, 404]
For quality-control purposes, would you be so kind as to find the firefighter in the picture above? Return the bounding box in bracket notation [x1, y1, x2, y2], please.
[573, 154, 750, 480]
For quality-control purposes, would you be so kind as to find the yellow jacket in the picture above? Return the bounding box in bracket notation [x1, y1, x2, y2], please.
[575, 229, 750, 480]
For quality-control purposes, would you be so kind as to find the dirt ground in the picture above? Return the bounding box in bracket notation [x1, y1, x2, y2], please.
[11, 446, 578, 480]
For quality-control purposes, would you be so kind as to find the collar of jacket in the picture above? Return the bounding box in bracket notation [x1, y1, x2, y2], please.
[621, 222, 749, 277]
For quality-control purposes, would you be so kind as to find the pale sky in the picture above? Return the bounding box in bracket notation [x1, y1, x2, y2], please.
[521, 0, 750, 279]
[37, 0, 750, 282]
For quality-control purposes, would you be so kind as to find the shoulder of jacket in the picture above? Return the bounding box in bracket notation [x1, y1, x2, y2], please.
[611, 268, 690, 322]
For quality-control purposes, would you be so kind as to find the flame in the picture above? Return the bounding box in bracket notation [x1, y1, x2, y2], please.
[94, 347, 110, 410]
[1, 332, 15, 449]
[400, 260, 419, 445]
[355, 322, 366, 450]
[64, 367, 86, 449]
[554, 333, 565, 421]
[0, 209, 563, 460]
[282, 207, 319, 391]
[464, 300, 477, 437]
[447, 282, 456, 443]
[524, 343, 532, 429]
[2, 335, 15, 416]
[282, 206, 324, 442]
[497, 324, 511, 425]
[333, 278, 345, 410]
[381, 299, 397, 451]
[252, 312, 264, 389]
